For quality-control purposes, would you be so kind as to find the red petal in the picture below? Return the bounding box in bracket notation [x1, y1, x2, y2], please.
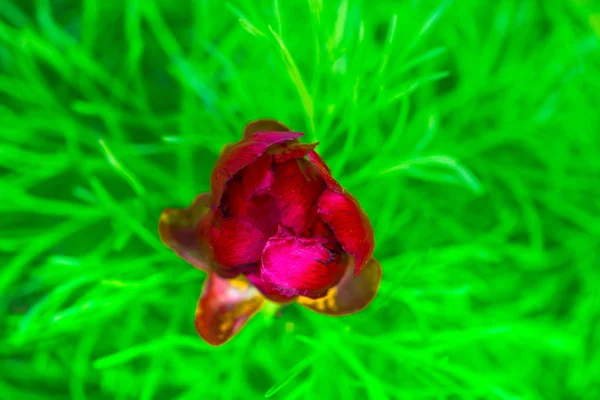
[240, 154, 273, 199]
[159, 193, 212, 271]
[272, 143, 318, 163]
[243, 119, 291, 138]
[225, 181, 281, 237]
[260, 227, 346, 297]
[271, 159, 326, 236]
[209, 217, 266, 269]
[246, 271, 297, 303]
[297, 257, 382, 316]
[312, 218, 334, 239]
[195, 273, 265, 346]
[211, 131, 303, 208]
[306, 150, 344, 192]
[317, 189, 375, 275]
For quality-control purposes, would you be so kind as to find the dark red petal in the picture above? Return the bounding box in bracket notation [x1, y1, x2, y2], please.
[240, 154, 273, 199]
[211, 131, 303, 207]
[159, 193, 212, 271]
[248, 195, 281, 237]
[271, 159, 326, 236]
[317, 189, 375, 276]
[306, 150, 344, 192]
[313, 218, 334, 239]
[211, 265, 245, 280]
[260, 227, 345, 297]
[209, 217, 266, 269]
[224, 181, 250, 219]
[225, 181, 281, 237]
[272, 143, 318, 163]
[243, 119, 291, 139]
[245, 271, 297, 303]
[195, 273, 265, 346]
[297, 257, 382, 316]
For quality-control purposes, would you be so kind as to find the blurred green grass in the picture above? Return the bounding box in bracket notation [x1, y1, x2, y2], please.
[1, 0, 599, 399]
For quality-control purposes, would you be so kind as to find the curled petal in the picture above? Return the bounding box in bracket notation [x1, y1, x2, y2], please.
[271, 159, 326, 236]
[209, 217, 266, 269]
[318, 189, 375, 276]
[195, 273, 265, 346]
[297, 257, 382, 316]
[243, 119, 291, 138]
[272, 143, 318, 163]
[306, 150, 344, 192]
[211, 131, 303, 208]
[261, 227, 345, 298]
[159, 193, 212, 271]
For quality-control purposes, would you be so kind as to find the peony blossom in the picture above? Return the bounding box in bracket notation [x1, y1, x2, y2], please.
[159, 119, 381, 345]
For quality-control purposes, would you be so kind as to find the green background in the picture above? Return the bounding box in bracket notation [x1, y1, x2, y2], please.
[1, 0, 599, 399]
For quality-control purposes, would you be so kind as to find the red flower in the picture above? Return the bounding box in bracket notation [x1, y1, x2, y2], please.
[159, 119, 382, 345]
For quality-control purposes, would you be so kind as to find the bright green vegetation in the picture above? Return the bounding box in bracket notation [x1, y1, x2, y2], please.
[1, 0, 599, 399]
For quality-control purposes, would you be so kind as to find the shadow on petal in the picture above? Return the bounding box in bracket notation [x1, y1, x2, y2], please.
[297, 257, 382, 316]
[243, 119, 291, 138]
[159, 193, 212, 271]
[195, 273, 265, 346]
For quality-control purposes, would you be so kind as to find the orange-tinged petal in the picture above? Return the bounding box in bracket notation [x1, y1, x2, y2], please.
[297, 257, 382, 316]
[195, 272, 265, 346]
[159, 193, 212, 271]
